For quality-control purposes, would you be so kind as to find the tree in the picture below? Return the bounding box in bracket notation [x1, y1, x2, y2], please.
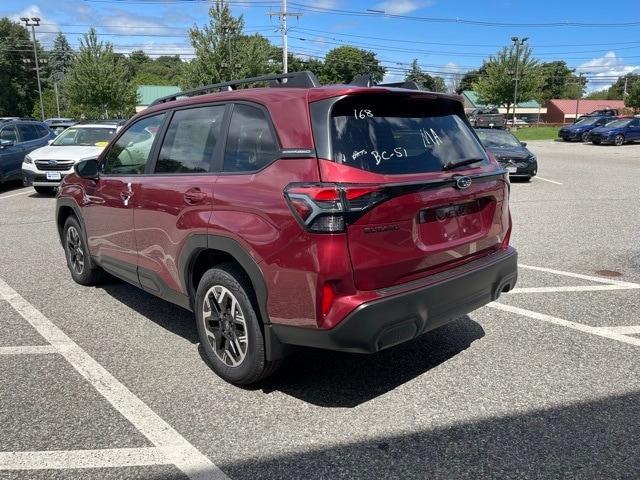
[322, 46, 385, 84]
[608, 73, 640, 100]
[64, 28, 136, 118]
[404, 59, 446, 92]
[539, 61, 585, 102]
[473, 43, 542, 117]
[0, 18, 39, 116]
[181, 0, 276, 88]
[48, 33, 75, 84]
[133, 56, 184, 86]
[625, 80, 640, 113]
[585, 89, 609, 100]
[456, 66, 486, 94]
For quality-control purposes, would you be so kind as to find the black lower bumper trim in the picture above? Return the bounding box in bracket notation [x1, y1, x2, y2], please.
[271, 247, 518, 354]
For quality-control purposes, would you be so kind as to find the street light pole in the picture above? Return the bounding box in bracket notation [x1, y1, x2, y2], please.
[21, 17, 45, 121]
[575, 72, 585, 123]
[511, 36, 528, 128]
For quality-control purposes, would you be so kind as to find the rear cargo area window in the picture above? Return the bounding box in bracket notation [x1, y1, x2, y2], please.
[330, 95, 487, 174]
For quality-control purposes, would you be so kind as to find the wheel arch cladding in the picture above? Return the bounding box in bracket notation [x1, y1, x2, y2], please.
[180, 234, 270, 325]
[56, 199, 84, 244]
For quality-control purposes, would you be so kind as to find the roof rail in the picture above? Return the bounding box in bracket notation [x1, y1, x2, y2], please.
[150, 71, 321, 106]
[348, 74, 421, 91]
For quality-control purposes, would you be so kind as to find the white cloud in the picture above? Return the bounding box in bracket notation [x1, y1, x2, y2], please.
[373, 0, 434, 15]
[578, 51, 640, 91]
[114, 41, 194, 59]
[10, 5, 60, 43]
[382, 71, 404, 83]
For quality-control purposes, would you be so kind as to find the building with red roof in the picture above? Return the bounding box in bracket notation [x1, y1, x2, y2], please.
[545, 99, 626, 123]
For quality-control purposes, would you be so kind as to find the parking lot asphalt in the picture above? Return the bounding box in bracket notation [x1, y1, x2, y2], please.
[0, 139, 639, 479]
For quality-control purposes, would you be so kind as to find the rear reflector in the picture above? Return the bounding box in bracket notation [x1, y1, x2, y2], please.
[321, 282, 335, 317]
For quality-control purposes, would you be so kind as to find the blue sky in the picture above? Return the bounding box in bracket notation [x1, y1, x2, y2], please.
[3, 0, 640, 91]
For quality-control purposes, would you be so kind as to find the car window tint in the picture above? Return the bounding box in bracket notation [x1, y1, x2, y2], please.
[102, 114, 165, 175]
[156, 106, 225, 173]
[223, 104, 278, 172]
[35, 125, 50, 138]
[330, 95, 487, 174]
[0, 126, 18, 143]
[17, 124, 39, 141]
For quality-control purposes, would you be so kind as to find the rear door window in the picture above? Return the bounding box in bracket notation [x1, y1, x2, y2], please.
[156, 105, 225, 173]
[330, 95, 487, 174]
[223, 104, 278, 173]
[0, 126, 18, 143]
[16, 124, 39, 142]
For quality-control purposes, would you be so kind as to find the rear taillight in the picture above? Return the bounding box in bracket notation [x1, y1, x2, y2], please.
[502, 211, 512, 248]
[284, 183, 387, 233]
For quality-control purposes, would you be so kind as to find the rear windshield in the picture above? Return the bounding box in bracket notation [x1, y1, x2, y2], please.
[330, 95, 487, 174]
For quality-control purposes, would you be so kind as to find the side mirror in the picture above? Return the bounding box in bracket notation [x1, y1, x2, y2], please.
[0, 139, 15, 149]
[520, 141, 527, 147]
[74, 158, 99, 180]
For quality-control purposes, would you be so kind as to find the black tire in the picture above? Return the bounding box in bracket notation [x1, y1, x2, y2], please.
[195, 263, 280, 385]
[562, 138, 570, 142]
[581, 132, 590, 142]
[63, 216, 103, 285]
[34, 186, 55, 195]
[592, 140, 601, 145]
[614, 134, 625, 146]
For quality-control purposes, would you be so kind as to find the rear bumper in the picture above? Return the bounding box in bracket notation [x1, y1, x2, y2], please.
[271, 247, 518, 353]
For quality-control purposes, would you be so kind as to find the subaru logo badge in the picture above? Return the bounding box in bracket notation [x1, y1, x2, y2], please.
[455, 176, 472, 190]
[48, 160, 58, 166]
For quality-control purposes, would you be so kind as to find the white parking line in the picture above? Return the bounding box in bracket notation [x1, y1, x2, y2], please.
[0, 345, 58, 355]
[595, 325, 640, 335]
[488, 302, 640, 347]
[0, 277, 228, 480]
[519, 264, 640, 288]
[0, 189, 31, 200]
[508, 285, 639, 294]
[0, 448, 169, 471]
[534, 176, 563, 185]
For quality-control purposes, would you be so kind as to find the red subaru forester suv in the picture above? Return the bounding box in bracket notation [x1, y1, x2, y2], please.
[56, 72, 517, 385]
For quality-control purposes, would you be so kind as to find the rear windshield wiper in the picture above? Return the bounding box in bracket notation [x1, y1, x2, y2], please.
[442, 157, 485, 171]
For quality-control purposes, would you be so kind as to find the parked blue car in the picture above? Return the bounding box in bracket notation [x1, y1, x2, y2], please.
[558, 116, 616, 142]
[0, 119, 55, 186]
[589, 117, 640, 146]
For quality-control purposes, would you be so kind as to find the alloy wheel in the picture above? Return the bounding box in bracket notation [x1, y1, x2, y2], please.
[66, 226, 85, 275]
[202, 285, 248, 367]
[614, 134, 624, 146]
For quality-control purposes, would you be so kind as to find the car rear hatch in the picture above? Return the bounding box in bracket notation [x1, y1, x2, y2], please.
[304, 91, 510, 291]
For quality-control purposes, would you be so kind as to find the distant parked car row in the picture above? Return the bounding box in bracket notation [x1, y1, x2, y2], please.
[559, 115, 640, 145]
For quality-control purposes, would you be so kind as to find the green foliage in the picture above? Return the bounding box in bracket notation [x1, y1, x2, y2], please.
[181, 0, 276, 88]
[625, 80, 640, 113]
[585, 89, 610, 100]
[513, 126, 558, 141]
[49, 33, 75, 84]
[64, 28, 136, 118]
[31, 88, 64, 119]
[473, 44, 542, 116]
[539, 61, 585, 102]
[322, 46, 385, 84]
[608, 73, 640, 100]
[456, 66, 486, 94]
[405, 59, 446, 92]
[0, 17, 39, 116]
[133, 56, 184, 86]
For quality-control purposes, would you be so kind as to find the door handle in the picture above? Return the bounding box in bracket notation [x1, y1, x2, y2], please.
[184, 188, 207, 205]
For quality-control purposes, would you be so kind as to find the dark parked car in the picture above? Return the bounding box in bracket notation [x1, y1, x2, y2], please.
[580, 108, 619, 118]
[589, 117, 640, 146]
[467, 107, 506, 128]
[558, 116, 615, 142]
[56, 72, 517, 384]
[45, 118, 77, 136]
[0, 119, 55, 186]
[475, 128, 537, 180]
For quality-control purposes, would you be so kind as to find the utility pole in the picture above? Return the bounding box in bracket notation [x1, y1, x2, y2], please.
[54, 82, 60, 118]
[21, 17, 45, 121]
[575, 72, 586, 122]
[268, 0, 302, 74]
[511, 36, 528, 128]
